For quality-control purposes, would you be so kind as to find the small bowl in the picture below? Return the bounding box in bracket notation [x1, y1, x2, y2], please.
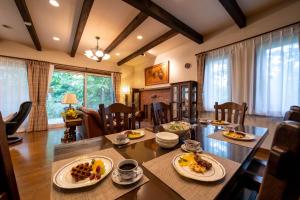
[184, 139, 201, 151]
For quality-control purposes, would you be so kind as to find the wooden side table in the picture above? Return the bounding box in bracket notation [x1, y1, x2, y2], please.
[61, 118, 82, 143]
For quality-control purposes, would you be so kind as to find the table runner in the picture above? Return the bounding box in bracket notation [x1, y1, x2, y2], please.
[208, 131, 261, 148]
[51, 148, 149, 200]
[143, 148, 240, 200]
[105, 129, 156, 145]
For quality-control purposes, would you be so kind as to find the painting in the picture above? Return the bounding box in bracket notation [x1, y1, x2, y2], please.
[145, 61, 169, 86]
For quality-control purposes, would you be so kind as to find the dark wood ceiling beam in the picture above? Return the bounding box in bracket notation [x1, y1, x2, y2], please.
[70, 0, 94, 57]
[117, 30, 178, 66]
[14, 0, 42, 51]
[122, 0, 203, 44]
[104, 12, 148, 54]
[219, 0, 246, 28]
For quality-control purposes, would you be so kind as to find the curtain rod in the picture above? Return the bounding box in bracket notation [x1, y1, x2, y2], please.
[195, 21, 300, 56]
[0, 54, 120, 74]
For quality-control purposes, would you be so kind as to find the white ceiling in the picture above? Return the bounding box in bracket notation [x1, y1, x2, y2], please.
[0, 0, 287, 65]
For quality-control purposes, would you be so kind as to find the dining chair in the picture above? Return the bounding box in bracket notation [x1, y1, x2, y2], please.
[152, 102, 171, 126]
[214, 102, 248, 125]
[99, 103, 136, 134]
[239, 120, 300, 200]
[0, 112, 20, 200]
[283, 105, 300, 122]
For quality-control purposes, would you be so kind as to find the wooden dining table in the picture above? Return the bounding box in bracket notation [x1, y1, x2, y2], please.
[53, 124, 268, 200]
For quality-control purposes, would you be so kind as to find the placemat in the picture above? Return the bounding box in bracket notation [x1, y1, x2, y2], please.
[143, 148, 240, 200]
[51, 148, 149, 200]
[105, 129, 156, 145]
[208, 131, 261, 148]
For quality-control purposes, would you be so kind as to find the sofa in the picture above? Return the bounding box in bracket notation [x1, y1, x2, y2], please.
[77, 107, 104, 139]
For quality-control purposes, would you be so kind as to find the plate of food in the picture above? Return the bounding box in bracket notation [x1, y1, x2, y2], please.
[123, 130, 145, 139]
[162, 121, 191, 134]
[211, 120, 230, 126]
[222, 130, 255, 141]
[172, 153, 226, 182]
[53, 155, 113, 189]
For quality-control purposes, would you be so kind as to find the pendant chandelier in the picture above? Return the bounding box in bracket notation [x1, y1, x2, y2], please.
[84, 36, 110, 61]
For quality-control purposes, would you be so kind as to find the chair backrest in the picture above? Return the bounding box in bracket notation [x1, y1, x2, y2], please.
[283, 106, 300, 122]
[258, 121, 300, 200]
[99, 103, 135, 134]
[6, 101, 32, 134]
[0, 113, 20, 200]
[214, 102, 248, 125]
[152, 102, 171, 126]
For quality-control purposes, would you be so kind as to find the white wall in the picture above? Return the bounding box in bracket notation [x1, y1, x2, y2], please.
[130, 0, 300, 88]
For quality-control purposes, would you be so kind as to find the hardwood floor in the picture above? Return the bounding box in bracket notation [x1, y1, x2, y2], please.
[9, 129, 64, 200]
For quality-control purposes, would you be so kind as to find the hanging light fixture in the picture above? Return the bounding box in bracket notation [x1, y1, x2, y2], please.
[84, 36, 110, 61]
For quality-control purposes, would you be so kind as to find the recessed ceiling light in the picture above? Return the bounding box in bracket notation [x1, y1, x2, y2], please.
[115, 53, 120, 56]
[137, 35, 143, 40]
[53, 36, 60, 41]
[49, 0, 60, 7]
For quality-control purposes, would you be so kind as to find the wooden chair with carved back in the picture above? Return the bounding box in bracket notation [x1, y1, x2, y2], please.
[0, 112, 20, 200]
[242, 121, 300, 200]
[214, 102, 248, 125]
[99, 103, 136, 134]
[152, 102, 171, 126]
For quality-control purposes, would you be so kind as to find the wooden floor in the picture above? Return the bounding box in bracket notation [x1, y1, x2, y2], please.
[10, 129, 64, 200]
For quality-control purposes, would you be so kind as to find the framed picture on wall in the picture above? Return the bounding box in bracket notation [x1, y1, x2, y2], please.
[144, 61, 169, 86]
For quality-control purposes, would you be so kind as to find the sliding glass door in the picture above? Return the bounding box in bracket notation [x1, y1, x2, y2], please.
[47, 70, 114, 125]
[47, 71, 84, 124]
[86, 74, 114, 110]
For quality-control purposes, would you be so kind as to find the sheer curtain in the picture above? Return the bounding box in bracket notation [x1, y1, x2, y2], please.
[255, 25, 300, 116]
[203, 48, 232, 111]
[0, 56, 29, 130]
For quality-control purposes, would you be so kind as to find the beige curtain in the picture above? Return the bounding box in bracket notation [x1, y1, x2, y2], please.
[196, 53, 206, 114]
[112, 72, 121, 103]
[27, 60, 50, 132]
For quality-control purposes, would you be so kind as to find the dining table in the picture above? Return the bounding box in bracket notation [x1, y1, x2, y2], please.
[52, 123, 268, 200]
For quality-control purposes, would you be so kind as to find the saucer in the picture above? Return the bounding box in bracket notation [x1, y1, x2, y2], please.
[113, 138, 130, 145]
[111, 166, 143, 185]
[181, 144, 203, 153]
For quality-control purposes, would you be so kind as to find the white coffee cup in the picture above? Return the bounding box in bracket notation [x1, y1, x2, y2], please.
[117, 159, 138, 180]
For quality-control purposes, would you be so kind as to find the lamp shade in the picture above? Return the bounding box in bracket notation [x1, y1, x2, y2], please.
[62, 93, 78, 104]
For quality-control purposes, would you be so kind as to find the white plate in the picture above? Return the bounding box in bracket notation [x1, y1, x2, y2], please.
[222, 131, 256, 141]
[156, 132, 179, 141]
[181, 144, 203, 153]
[111, 166, 143, 185]
[122, 130, 145, 139]
[53, 155, 113, 189]
[172, 154, 226, 182]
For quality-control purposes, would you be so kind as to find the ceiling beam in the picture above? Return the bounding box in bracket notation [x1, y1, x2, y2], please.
[219, 0, 246, 28]
[104, 12, 148, 54]
[70, 0, 94, 57]
[122, 0, 203, 44]
[117, 30, 178, 66]
[14, 0, 42, 51]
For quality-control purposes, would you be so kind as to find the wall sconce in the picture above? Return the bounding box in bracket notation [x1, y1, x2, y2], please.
[121, 85, 130, 106]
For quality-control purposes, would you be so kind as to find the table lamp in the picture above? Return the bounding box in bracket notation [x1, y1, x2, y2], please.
[62, 93, 78, 109]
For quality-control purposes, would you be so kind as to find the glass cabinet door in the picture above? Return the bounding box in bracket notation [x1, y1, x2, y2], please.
[181, 84, 190, 121]
[171, 85, 180, 120]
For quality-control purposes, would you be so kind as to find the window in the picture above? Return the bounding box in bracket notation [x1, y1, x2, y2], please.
[203, 51, 231, 111]
[255, 37, 300, 116]
[0, 57, 29, 131]
[47, 70, 114, 124]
